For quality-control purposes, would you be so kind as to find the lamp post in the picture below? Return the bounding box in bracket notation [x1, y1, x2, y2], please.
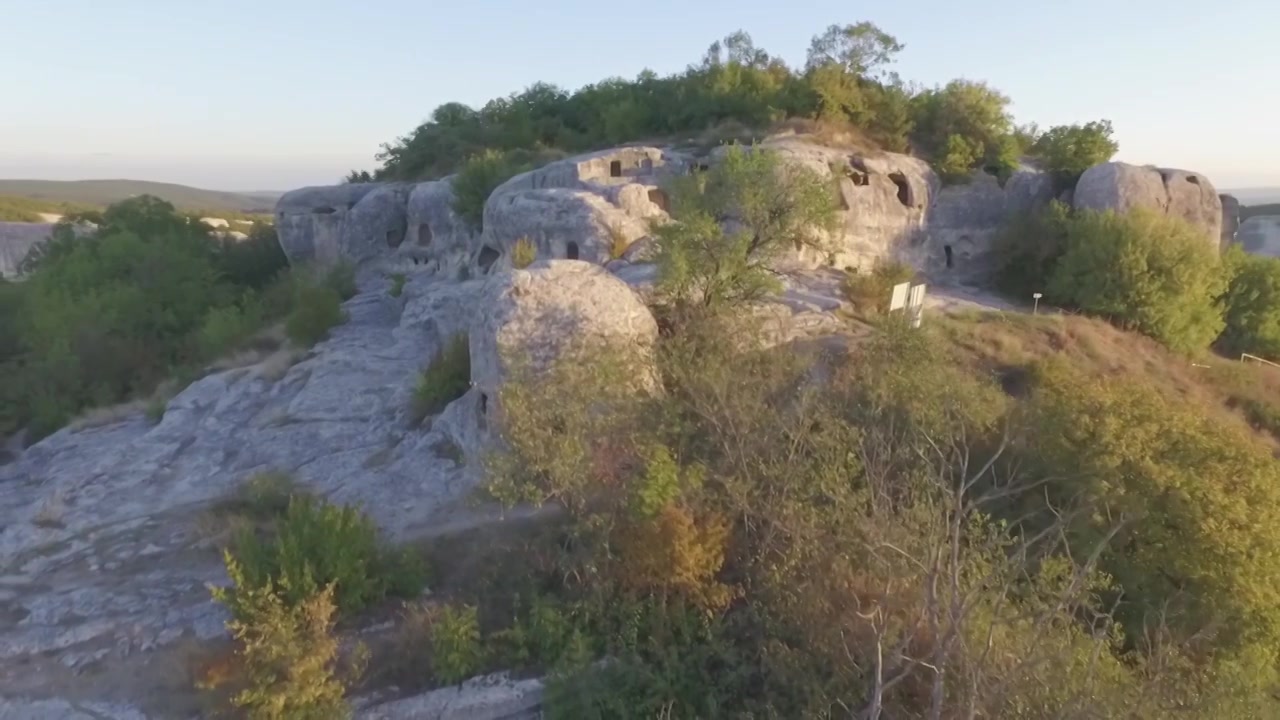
[1032, 292, 1042, 315]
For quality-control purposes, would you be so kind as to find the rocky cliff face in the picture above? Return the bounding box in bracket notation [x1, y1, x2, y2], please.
[0, 222, 57, 278]
[273, 136, 1069, 287]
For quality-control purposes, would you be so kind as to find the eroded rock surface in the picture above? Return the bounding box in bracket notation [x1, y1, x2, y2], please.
[1073, 162, 1223, 248]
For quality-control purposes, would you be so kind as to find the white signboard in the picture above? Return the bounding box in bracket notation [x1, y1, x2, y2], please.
[889, 282, 911, 312]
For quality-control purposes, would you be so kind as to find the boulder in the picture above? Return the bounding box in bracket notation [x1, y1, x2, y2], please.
[274, 183, 380, 266]
[339, 184, 412, 266]
[402, 178, 477, 275]
[469, 260, 658, 399]
[1073, 162, 1223, 249]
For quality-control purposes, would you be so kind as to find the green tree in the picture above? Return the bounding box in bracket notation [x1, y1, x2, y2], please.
[450, 149, 533, 231]
[1047, 209, 1226, 353]
[1032, 120, 1119, 187]
[1219, 245, 1280, 359]
[653, 145, 835, 310]
[912, 80, 1017, 177]
[804, 22, 904, 77]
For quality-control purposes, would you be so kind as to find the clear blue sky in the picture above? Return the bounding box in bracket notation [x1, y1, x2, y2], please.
[1, 0, 1275, 191]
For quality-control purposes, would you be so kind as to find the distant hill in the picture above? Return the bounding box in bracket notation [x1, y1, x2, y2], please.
[0, 179, 282, 214]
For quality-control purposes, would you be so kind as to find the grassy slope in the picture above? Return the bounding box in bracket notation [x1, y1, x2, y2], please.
[934, 310, 1280, 449]
[0, 179, 280, 214]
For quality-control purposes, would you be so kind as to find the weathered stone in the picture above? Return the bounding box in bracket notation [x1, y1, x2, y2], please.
[356, 672, 544, 719]
[0, 222, 55, 278]
[922, 169, 1056, 283]
[1073, 162, 1223, 249]
[274, 183, 380, 266]
[339, 184, 412, 266]
[481, 188, 648, 266]
[1221, 194, 1241, 250]
[402, 178, 477, 275]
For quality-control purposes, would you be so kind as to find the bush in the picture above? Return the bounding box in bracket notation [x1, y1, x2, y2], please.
[285, 280, 346, 347]
[427, 604, 483, 685]
[388, 273, 407, 298]
[323, 261, 358, 300]
[1030, 120, 1119, 188]
[451, 150, 530, 231]
[210, 559, 351, 720]
[1046, 209, 1226, 353]
[1015, 362, 1280, 680]
[840, 260, 915, 314]
[512, 237, 537, 269]
[197, 300, 262, 358]
[654, 145, 835, 312]
[411, 334, 470, 422]
[911, 79, 1017, 177]
[993, 200, 1072, 298]
[225, 493, 424, 617]
[214, 225, 289, 291]
[1219, 246, 1280, 359]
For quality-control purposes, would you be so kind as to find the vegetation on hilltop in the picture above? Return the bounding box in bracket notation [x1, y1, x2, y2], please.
[357, 23, 1118, 188]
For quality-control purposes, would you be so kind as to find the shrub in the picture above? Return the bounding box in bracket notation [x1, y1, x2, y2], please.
[214, 225, 289, 291]
[451, 150, 529, 231]
[285, 281, 345, 347]
[197, 300, 262, 358]
[1219, 246, 1280, 359]
[653, 145, 836, 311]
[210, 559, 351, 720]
[512, 237, 537, 269]
[145, 396, 166, 424]
[411, 334, 470, 422]
[225, 494, 425, 616]
[323, 262, 358, 300]
[1046, 209, 1226, 353]
[1030, 120, 1118, 188]
[911, 79, 1016, 176]
[427, 604, 483, 685]
[606, 225, 630, 260]
[840, 260, 915, 314]
[1015, 362, 1280, 680]
[993, 200, 1072, 298]
[388, 273, 407, 298]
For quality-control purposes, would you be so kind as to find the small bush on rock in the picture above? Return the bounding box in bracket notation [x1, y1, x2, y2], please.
[225, 494, 424, 617]
[427, 604, 484, 685]
[285, 280, 346, 347]
[512, 237, 537, 269]
[411, 334, 471, 422]
[1031, 120, 1119, 188]
[210, 560, 351, 720]
[388, 273, 407, 298]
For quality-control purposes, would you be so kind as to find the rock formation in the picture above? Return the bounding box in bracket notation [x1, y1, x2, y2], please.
[1072, 162, 1223, 249]
[0, 222, 55, 278]
[1220, 194, 1241, 250]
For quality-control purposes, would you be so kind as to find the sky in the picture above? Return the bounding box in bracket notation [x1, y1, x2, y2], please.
[1, 0, 1276, 191]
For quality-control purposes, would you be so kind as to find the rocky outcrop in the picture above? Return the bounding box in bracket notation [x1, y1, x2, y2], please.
[1221, 194, 1241, 250]
[0, 222, 55, 278]
[274, 183, 385, 266]
[403, 178, 476, 277]
[923, 169, 1056, 282]
[1073, 163, 1223, 249]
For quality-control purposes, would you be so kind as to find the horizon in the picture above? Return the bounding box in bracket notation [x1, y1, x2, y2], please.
[2, 0, 1277, 191]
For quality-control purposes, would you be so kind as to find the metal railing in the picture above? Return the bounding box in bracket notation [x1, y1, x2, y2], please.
[1242, 353, 1280, 369]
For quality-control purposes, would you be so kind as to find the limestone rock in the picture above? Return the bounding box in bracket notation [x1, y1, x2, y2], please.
[356, 671, 543, 719]
[469, 260, 658, 399]
[753, 138, 939, 272]
[923, 169, 1056, 282]
[402, 178, 477, 275]
[1073, 162, 1223, 248]
[0, 222, 55, 278]
[274, 183, 380, 266]
[1221, 194, 1241, 250]
[481, 188, 649, 267]
[339, 184, 412, 266]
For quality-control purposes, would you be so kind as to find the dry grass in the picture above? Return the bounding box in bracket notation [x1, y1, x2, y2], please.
[934, 310, 1280, 448]
[69, 399, 150, 430]
[606, 224, 631, 260]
